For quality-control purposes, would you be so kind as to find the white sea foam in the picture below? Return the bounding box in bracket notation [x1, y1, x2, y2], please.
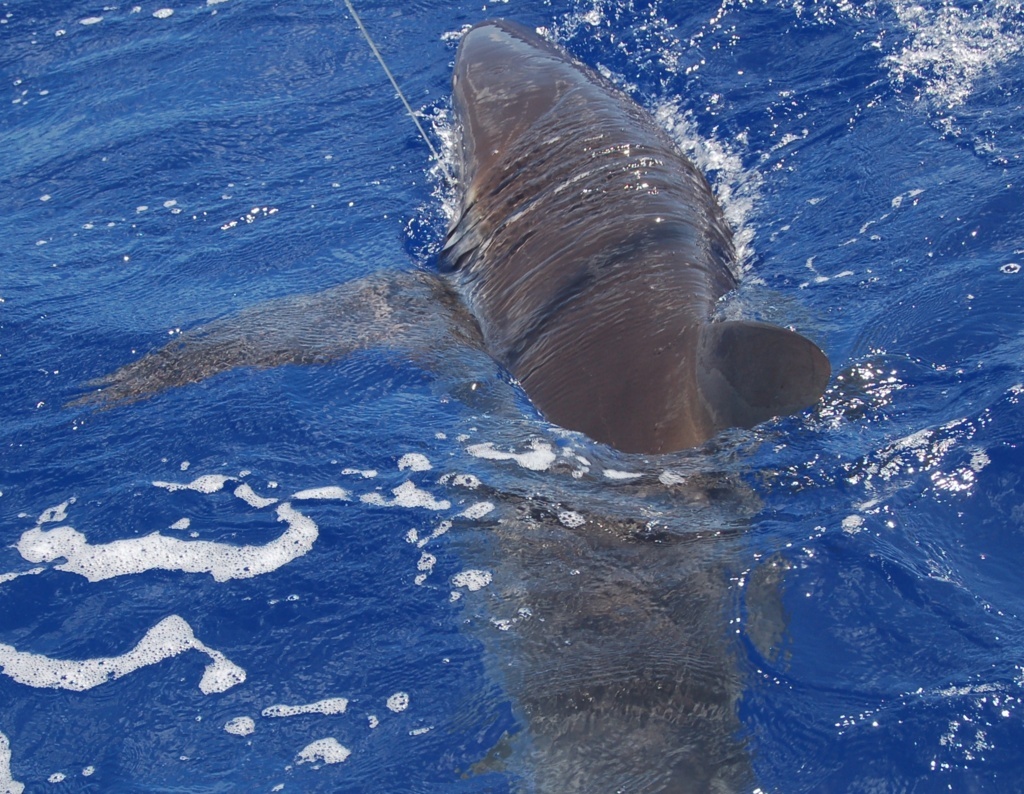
[415, 549, 437, 586]
[38, 499, 74, 525]
[360, 481, 451, 510]
[224, 716, 255, 736]
[233, 483, 278, 509]
[153, 474, 234, 494]
[386, 692, 410, 713]
[16, 503, 318, 582]
[658, 470, 687, 486]
[262, 697, 348, 718]
[341, 468, 377, 478]
[452, 569, 492, 592]
[296, 737, 350, 765]
[0, 615, 245, 694]
[291, 486, 351, 501]
[398, 453, 432, 472]
[0, 568, 44, 586]
[0, 731, 23, 794]
[603, 469, 642, 480]
[412, 519, 452, 549]
[459, 501, 494, 520]
[558, 510, 586, 529]
[466, 440, 557, 471]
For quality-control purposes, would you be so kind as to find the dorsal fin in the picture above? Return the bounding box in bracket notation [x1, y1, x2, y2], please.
[696, 320, 830, 433]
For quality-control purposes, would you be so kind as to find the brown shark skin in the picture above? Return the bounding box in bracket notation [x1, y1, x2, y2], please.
[444, 20, 829, 454]
[75, 20, 828, 458]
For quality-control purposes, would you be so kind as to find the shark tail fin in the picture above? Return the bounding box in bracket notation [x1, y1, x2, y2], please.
[696, 320, 830, 433]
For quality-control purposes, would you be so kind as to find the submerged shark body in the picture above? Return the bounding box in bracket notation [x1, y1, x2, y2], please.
[455, 477, 761, 793]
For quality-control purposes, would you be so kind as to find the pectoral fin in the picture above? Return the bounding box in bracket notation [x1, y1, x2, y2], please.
[72, 270, 483, 408]
[696, 320, 830, 433]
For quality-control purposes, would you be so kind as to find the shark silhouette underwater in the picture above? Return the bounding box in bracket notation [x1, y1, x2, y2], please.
[76, 20, 829, 456]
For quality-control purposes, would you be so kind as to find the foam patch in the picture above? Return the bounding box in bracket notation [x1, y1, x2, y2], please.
[0, 455, 505, 782]
[37, 499, 74, 525]
[296, 737, 350, 765]
[603, 469, 642, 480]
[262, 697, 348, 718]
[153, 474, 234, 494]
[398, 453, 432, 472]
[0, 731, 23, 794]
[558, 510, 586, 529]
[361, 481, 451, 510]
[233, 483, 278, 508]
[16, 503, 318, 583]
[341, 468, 377, 478]
[386, 692, 410, 713]
[458, 501, 494, 520]
[224, 717, 255, 736]
[452, 570, 492, 592]
[407, 520, 452, 549]
[292, 487, 351, 501]
[0, 615, 245, 694]
[465, 440, 557, 471]
[0, 568, 44, 586]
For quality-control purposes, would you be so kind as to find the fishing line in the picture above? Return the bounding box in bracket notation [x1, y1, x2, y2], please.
[342, 0, 453, 184]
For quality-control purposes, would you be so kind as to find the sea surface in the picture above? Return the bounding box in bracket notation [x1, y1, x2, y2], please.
[2, 0, 1024, 791]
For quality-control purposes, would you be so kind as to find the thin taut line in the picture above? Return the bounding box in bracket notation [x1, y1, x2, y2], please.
[342, 0, 453, 184]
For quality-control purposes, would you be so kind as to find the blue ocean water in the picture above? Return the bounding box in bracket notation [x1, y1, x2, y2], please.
[2, 0, 1023, 791]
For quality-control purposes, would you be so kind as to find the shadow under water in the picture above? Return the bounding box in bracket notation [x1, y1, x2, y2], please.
[448, 455, 765, 793]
